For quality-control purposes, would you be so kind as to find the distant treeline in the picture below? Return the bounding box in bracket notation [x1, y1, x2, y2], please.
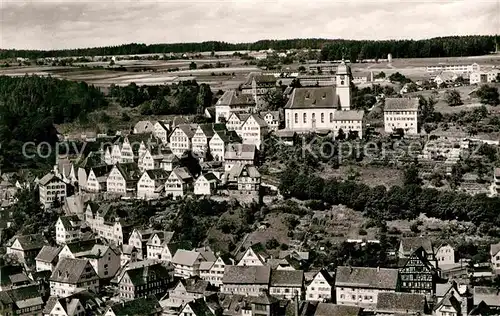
[1, 36, 498, 60]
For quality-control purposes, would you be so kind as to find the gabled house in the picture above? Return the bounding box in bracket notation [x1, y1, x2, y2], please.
[165, 167, 194, 198]
[490, 242, 500, 274]
[146, 231, 180, 262]
[199, 256, 231, 287]
[169, 124, 198, 158]
[38, 172, 67, 208]
[0, 265, 31, 291]
[241, 73, 277, 106]
[171, 250, 205, 279]
[473, 286, 500, 311]
[436, 243, 456, 267]
[240, 113, 269, 150]
[117, 260, 174, 300]
[84, 204, 133, 245]
[194, 172, 219, 196]
[375, 292, 428, 315]
[159, 150, 180, 172]
[226, 164, 261, 202]
[260, 111, 280, 131]
[137, 169, 170, 199]
[153, 121, 170, 144]
[54, 159, 78, 184]
[59, 240, 121, 279]
[178, 298, 217, 316]
[84, 164, 114, 192]
[163, 277, 212, 308]
[106, 162, 141, 196]
[224, 144, 257, 172]
[398, 246, 438, 295]
[221, 265, 271, 297]
[192, 124, 217, 161]
[306, 269, 335, 302]
[42, 291, 101, 316]
[215, 89, 256, 123]
[226, 112, 250, 133]
[237, 244, 270, 266]
[76, 151, 107, 189]
[105, 295, 162, 316]
[335, 266, 400, 308]
[7, 234, 47, 265]
[49, 257, 99, 297]
[435, 280, 471, 315]
[269, 269, 304, 299]
[55, 215, 83, 245]
[398, 237, 437, 267]
[35, 245, 61, 272]
[121, 244, 139, 266]
[209, 129, 241, 162]
[128, 228, 159, 260]
[434, 293, 464, 316]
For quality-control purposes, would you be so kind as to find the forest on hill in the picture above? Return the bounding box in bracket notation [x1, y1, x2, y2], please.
[0, 75, 107, 170]
[1, 35, 498, 60]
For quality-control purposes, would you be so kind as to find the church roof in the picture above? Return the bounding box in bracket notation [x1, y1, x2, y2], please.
[285, 87, 338, 109]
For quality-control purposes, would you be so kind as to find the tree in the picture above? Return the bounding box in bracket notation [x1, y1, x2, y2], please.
[476, 85, 500, 106]
[336, 128, 346, 141]
[374, 71, 386, 79]
[262, 89, 286, 110]
[445, 89, 463, 106]
[189, 62, 197, 70]
[298, 66, 306, 72]
[403, 163, 421, 186]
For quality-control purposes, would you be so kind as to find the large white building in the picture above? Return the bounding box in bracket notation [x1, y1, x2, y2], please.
[283, 61, 363, 138]
[470, 69, 500, 84]
[383, 98, 420, 135]
[426, 62, 480, 74]
[38, 172, 67, 208]
[215, 90, 256, 123]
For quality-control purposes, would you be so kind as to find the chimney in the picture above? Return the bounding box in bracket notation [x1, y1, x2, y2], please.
[294, 290, 299, 316]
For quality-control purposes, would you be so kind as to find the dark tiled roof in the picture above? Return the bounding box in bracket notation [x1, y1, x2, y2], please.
[35, 245, 61, 263]
[9, 234, 46, 251]
[376, 292, 427, 314]
[50, 257, 95, 284]
[116, 162, 141, 181]
[384, 98, 419, 111]
[434, 293, 461, 313]
[217, 90, 255, 106]
[59, 215, 81, 230]
[184, 298, 216, 316]
[0, 265, 26, 287]
[110, 295, 162, 316]
[145, 169, 170, 180]
[285, 87, 338, 109]
[314, 303, 361, 316]
[473, 286, 500, 307]
[171, 250, 201, 266]
[38, 172, 62, 186]
[222, 266, 270, 284]
[224, 144, 256, 160]
[335, 266, 399, 290]
[270, 269, 304, 287]
[400, 237, 434, 255]
[124, 262, 173, 287]
[215, 130, 241, 144]
[334, 110, 364, 121]
[181, 277, 210, 294]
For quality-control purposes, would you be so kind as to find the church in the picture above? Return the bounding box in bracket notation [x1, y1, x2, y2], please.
[284, 61, 364, 138]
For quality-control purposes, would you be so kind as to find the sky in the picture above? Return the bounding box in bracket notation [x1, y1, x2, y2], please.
[0, 0, 499, 50]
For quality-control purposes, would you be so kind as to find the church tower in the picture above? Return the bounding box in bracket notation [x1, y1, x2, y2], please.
[336, 60, 351, 110]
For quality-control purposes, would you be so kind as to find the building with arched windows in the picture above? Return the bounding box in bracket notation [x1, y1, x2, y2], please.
[283, 61, 364, 138]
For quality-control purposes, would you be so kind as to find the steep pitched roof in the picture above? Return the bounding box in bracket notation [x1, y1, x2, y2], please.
[134, 120, 154, 133]
[184, 298, 216, 316]
[285, 87, 338, 109]
[0, 265, 26, 288]
[1, 285, 43, 310]
[50, 258, 95, 284]
[38, 172, 63, 186]
[180, 277, 210, 294]
[473, 286, 500, 307]
[434, 293, 461, 313]
[145, 169, 170, 181]
[147, 231, 175, 245]
[376, 292, 427, 314]
[174, 124, 198, 139]
[9, 234, 46, 251]
[171, 250, 202, 267]
[335, 266, 399, 290]
[115, 162, 141, 181]
[222, 266, 271, 284]
[35, 246, 61, 263]
[58, 215, 81, 230]
[217, 90, 255, 106]
[270, 269, 304, 287]
[214, 130, 241, 144]
[228, 164, 261, 181]
[400, 237, 434, 255]
[224, 144, 256, 160]
[171, 167, 193, 182]
[384, 98, 419, 111]
[124, 262, 173, 287]
[198, 124, 216, 138]
[243, 114, 268, 128]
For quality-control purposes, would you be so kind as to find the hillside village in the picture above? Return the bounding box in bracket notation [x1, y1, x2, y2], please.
[1, 38, 500, 316]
